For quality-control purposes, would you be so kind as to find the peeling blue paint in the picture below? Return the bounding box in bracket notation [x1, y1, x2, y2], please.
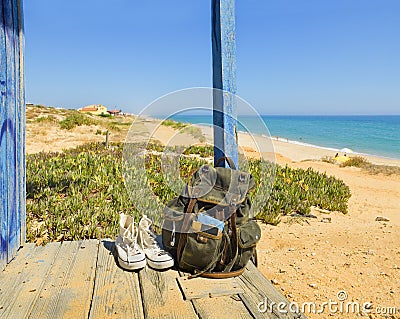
[0, 0, 25, 270]
[212, 0, 238, 168]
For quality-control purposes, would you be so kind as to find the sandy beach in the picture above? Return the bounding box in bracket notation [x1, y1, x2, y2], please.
[26, 113, 400, 318]
[258, 159, 400, 318]
[127, 119, 400, 318]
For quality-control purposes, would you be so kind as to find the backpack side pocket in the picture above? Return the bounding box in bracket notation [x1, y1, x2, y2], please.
[162, 197, 187, 257]
[234, 220, 261, 270]
[178, 228, 224, 273]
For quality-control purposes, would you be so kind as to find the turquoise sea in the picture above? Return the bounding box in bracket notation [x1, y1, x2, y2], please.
[170, 115, 400, 160]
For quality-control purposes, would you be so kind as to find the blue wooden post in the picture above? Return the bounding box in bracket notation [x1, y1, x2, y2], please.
[212, 0, 238, 168]
[0, 0, 25, 270]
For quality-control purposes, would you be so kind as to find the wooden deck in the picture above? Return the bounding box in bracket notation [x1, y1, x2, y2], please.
[0, 239, 306, 319]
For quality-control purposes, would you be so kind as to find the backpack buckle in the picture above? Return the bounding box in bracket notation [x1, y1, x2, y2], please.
[201, 165, 209, 174]
[197, 234, 208, 243]
[230, 195, 238, 207]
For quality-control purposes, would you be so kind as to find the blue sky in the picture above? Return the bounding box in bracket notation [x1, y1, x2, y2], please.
[24, 1, 400, 115]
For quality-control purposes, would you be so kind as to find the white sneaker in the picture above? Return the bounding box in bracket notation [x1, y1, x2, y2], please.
[138, 215, 174, 270]
[115, 213, 146, 270]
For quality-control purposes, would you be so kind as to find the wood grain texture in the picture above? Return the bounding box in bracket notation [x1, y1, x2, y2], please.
[212, 0, 238, 167]
[0, 243, 36, 284]
[178, 271, 252, 319]
[0, 0, 25, 269]
[177, 276, 244, 300]
[28, 240, 99, 319]
[238, 262, 306, 319]
[16, 0, 26, 246]
[191, 295, 253, 319]
[139, 266, 198, 319]
[0, 0, 9, 271]
[0, 240, 304, 318]
[89, 239, 144, 319]
[0, 242, 61, 319]
[12, 0, 21, 253]
[4, 0, 18, 264]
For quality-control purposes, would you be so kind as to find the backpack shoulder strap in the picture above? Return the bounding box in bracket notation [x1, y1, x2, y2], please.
[215, 157, 236, 170]
[176, 197, 197, 263]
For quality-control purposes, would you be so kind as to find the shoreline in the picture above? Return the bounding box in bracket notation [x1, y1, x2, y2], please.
[192, 123, 400, 167]
[169, 115, 400, 162]
[270, 135, 400, 162]
[270, 134, 400, 166]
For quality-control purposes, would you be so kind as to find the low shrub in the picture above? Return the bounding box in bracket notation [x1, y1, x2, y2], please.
[340, 156, 369, 168]
[182, 126, 206, 142]
[161, 119, 188, 130]
[26, 142, 351, 244]
[183, 145, 213, 157]
[35, 115, 58, 124]
[98, 113, 111, 118]
[160, 119, 206, 142]
[59, 112, 97, 130]
[321, 155, 335, 164]
[342, 156, 400, 175]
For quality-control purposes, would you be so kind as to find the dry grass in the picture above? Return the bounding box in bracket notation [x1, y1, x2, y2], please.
[26, 104, 137, 154]
[340, 156, 368, 167]
[34, 115, 58, 124]
[362, 163, 400, 175]
[341, 156, 400, 175]
[27, 104, 134, 134]
[321, 155, 335, 164]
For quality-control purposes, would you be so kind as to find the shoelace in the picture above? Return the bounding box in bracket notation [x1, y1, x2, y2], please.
[143, 230, 168, 256]
[121, 226, 141, 254]
[140, 217, 168, 256]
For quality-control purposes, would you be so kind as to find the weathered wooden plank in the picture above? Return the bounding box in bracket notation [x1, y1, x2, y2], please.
[178, 271, 252, 319]
[0, 242, 35, 273]
[139, 266, 198, 319]
[14, 0, 25, 247]
[12, 0, 21, 252]
[0, 0, 9, 271]
[212, 0, 238, 167]
[28, 240, 99, 319]
[177, 276, 244, 300]
[4, 0, 19, 264]
[12, 0, 19, 252]
[0, 0, 24, 270]
[0, 242, 62, 319]
[17, 0, 26, 246]
[192, 295, 253, 319]
[89, 239, 144, 319]
[238, 262, 306, 319]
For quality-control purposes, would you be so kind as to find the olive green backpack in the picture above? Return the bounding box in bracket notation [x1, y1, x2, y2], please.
[162, 157, 261, 278]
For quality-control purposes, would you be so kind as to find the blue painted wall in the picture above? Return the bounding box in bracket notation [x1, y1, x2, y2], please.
[0, 0, 25, 270]
[212, 0, 238, 168]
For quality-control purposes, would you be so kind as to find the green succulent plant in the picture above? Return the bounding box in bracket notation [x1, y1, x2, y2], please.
[27, 142, 351, 244]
